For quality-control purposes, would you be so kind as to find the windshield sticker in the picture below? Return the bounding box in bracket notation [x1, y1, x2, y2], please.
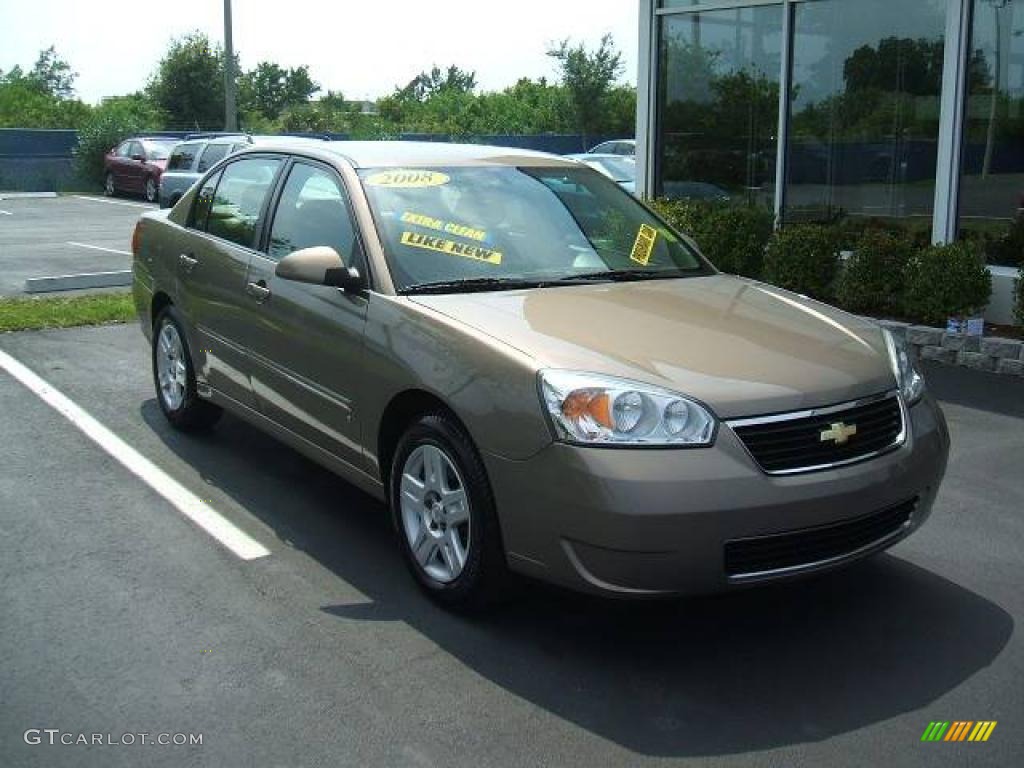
[400, 231, 502, 265]
[629, 224, 658, 266]
[401, 211, 488, 242]
[365, 170, 450, 188]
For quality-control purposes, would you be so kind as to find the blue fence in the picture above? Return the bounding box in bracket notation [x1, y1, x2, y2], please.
[0, 128, 625, 192]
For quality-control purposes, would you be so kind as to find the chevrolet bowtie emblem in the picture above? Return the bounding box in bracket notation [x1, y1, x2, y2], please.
[820, 421, 857, 445]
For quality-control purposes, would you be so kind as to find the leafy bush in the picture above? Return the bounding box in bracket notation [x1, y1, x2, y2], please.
[648, 199, 773, 278]
[763, 224, 842, 300]
[902, 241, 991, 326]
[1015, 265, 1024, 326]
[72, 96, 163, 186]
[835, 229, 914, 317]
[984, 214, 1024, 268]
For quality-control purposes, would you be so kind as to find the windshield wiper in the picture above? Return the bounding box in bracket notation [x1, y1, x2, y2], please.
[572, 269, 685, 283]
[399, 276, 579, 295]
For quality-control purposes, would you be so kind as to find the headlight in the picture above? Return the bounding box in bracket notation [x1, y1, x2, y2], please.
[539, 370, 716, 446]
[882, 328, 925, 404]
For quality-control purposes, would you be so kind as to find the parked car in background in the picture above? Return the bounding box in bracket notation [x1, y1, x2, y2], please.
[565, 152, 637, 195]
[588, 138, 635, 156]
[132, 140, 949, 609]
[104, 137, 179, 203]
[159, 134, 253, 208]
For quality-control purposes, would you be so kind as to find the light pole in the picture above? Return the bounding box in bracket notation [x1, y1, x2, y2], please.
[224, 0, 237, 131]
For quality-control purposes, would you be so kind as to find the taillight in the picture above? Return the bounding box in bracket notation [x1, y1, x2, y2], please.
[131, 221, 142, 256]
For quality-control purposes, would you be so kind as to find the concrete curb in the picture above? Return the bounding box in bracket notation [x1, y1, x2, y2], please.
[24, 270, 132, 293]
[877, 319, 1024, 376]
[0, 191, 58, 200]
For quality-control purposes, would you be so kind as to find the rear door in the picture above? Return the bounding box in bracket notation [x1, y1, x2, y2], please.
[125, 140, 147, 192]
[238, 159, 370, 469]
[179, 155, 285, 409]
[110, 141, 134, 189]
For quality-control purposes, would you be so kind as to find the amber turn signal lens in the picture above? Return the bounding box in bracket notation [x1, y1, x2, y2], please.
[562, 390, 613, 430]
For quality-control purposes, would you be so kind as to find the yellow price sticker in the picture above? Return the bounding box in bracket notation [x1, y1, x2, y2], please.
[401, 211, 487, 242]
[365, 170, 450, 188]
[629, 224, 658, 266]
[400, 231, 502, 265]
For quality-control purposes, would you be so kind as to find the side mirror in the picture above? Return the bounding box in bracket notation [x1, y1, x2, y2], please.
[275, 246, 362, 290]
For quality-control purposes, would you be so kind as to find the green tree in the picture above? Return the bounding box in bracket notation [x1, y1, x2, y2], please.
[27, 45, 77, 98]
[239, 61, 319, 121]
[547, 34, 625, 144]
[398, 65, 477, 102]
[73, 96, 164, 186]
[147, 32, 234, 130]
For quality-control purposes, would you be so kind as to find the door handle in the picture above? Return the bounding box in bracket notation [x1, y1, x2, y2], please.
[246, 280, 271, 303]
[179, 253, 198, 273]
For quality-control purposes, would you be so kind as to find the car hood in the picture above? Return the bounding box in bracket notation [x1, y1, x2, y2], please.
[409, 274, 896, 419]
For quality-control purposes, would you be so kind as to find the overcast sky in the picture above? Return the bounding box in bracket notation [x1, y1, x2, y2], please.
[0, 0, 639, 104]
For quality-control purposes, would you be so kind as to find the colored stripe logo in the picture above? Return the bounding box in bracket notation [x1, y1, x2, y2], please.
[921, 721, 997, 742]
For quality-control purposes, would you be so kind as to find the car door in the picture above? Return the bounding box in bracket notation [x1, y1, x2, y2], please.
[179, 155, 285, 410]
[238, 159, 370, 470]
[125, 140, 148, 192]
[111, 140, 134, 189]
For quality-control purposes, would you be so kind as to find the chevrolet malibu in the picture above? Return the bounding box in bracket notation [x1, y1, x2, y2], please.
[131, 141, 950, 608]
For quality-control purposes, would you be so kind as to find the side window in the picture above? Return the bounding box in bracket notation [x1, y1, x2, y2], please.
[197, 143, 229, 173]
[129, 141, 143, 158]
[205, 157, 282, 249]
[190, 170, 223, 232]
[268, 163, 363, 270]
[116, 141, 132, 157]
[167, 142, 200, 171]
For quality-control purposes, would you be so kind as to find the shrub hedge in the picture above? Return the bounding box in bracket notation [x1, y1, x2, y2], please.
[902, 241, 992, 327]
[835, 230, 914, 317]
[763, 224, 841, 301]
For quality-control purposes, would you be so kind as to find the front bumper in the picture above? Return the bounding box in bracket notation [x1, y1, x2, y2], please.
[484, 393, 949, 596]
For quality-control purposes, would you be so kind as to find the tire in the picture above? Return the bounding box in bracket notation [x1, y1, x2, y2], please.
[144, 176, 157, 203]
[152, 306, 222, 432]
[104, 172, 115, 196]
[390, 412, 508, 609]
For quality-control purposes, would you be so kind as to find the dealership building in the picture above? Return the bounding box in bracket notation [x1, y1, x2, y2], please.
[635, 0, 1022, 321]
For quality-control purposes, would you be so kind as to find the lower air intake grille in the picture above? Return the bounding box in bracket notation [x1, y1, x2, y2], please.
[724, 497, 917, 579]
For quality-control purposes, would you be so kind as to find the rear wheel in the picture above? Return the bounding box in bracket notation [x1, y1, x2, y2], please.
[390, 412, 507, 609]
[152, 307, 221, 432]
[104, 172, 115, 196]
[144, 176, 157, 203]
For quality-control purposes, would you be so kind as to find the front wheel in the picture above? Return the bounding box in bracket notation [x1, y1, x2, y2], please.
[390, 412, 507, 609]
[152, 307, 222, 431]
[104, 172, 115, 196]
[144, 176, 157, 203]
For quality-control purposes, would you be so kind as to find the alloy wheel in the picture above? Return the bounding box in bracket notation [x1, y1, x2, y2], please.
[156, 322, 187, 411]
[399, 444, 471, 583]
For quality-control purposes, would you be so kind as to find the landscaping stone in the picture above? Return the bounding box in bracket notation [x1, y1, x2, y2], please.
[919, 346, 958, 364]
[907, 326, 944, 347]
[980, 338, 1023, 360]
[996, 358, 1024, 376]
[941, 334, 982, 353]
[958, 352, 996, 371]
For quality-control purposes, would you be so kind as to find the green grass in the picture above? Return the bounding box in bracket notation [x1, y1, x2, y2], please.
[0, 292, 136, 333]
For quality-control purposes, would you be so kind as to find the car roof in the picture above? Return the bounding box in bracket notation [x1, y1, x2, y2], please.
[245, 139, 575, 168]
[565, 153, 633, 161]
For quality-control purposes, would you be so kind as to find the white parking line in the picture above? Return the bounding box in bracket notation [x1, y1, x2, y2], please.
[72, 195, 154, 209]
[0, 210, 11, 215]
[0, 349, 271, 561]
[67, 241, 131, 256]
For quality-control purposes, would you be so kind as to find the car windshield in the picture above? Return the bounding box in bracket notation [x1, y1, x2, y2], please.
[358, 165, 709, 293]
[585, 157, 635, 183]
[143, 140, 176, 160]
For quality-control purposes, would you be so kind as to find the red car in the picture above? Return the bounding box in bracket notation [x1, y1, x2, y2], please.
[103, 137, 178, 203]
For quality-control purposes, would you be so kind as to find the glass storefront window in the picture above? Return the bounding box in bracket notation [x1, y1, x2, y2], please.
[656, 6, 783, 206]
[784, 0, 948, 238]
[959, 0, 1024, 267]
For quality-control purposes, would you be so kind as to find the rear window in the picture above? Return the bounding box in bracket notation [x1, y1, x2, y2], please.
[197, 143, 230, 173]
[166, 142, 202, 171]
[143, 140, 176, 161]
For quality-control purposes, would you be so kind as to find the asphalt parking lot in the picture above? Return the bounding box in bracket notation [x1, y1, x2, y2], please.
[0, 195, 153, 295]
[0, 323, 1021, 767]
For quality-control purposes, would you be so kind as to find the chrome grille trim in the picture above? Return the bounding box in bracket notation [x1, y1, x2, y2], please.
[726, 390, 907, 475]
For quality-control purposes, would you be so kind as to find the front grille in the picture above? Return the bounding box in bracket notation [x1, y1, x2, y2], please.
[724, 497, 917, 579]
[730, 393, 903, 474]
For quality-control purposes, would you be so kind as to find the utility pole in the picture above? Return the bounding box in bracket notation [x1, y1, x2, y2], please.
[223, 0, 237, 131]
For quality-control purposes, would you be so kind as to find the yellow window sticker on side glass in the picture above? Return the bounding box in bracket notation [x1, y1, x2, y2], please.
[400, 212, 487, 242]
[629, 224, 658, 265]
[365, 170, 450, 188]
[400, 231, 502, 265]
